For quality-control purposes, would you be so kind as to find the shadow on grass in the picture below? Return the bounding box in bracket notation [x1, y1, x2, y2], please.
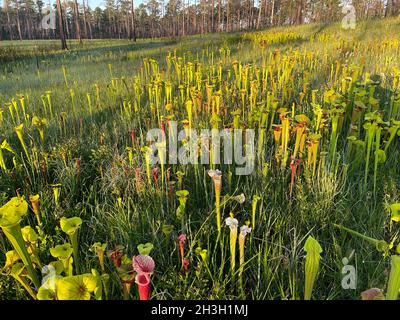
[0, 39, 179, 68]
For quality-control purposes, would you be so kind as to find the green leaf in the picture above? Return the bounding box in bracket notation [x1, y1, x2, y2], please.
[2, 250, 21, 271]
[334, 224, 391, 256]
[386, 255, 400, 300]
[162, 224, 174, 236]
[21, 226, 38, 244]
[92, 242, 107, 253]
[176, 190, 189, 198]
[0, 197, 29, 228]
[304, 236, 323, 300]
[376, 149, 387, 164]
[37, 274, 61, 300]
[137, 243, 154, 256]
[49, 260, 65, 275]
[50, 243, 73, 259]
[37, 287, 57, 300]
[57, 274, 97, 300]
[389, 204, 400, 222]
[60, 216, 82, 235]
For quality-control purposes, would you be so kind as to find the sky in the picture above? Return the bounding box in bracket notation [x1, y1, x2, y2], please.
[0, 0, 145, 10]
[86, 0, 106, 8]
[0, 0, 267, 11]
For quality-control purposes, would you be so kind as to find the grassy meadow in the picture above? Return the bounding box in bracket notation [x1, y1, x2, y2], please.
[0, 17, 400, 300]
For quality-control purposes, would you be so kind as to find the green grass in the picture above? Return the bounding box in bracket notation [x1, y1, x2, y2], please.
[0, 17, 400, 300]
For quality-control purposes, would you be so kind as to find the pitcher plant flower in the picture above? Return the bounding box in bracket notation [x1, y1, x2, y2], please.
[0, 138, 15, 173]
[60, 216, 83, 273]
[107, 245, 124, 268]
[226, 214, 238, 277]
[8, 263, 37, 299]
[21, 225, 39, 262]
[277, 108, 290, 168]
[31, 116, 47, 146]
[195, 247, 209, 264]
[183, 258, 190, 273]
[50, 243, 74, 276]
[14, 124, 30, 161]
[162, 224, 174, 242]
[29, 194, 41, 225]
[176, 171, 185, 190]
[307, 134, 321, 177]
[152, 167, 159, 187]
[361, 288, 385, 300]
[363, 112, 384, 189]
[57, 273, 98, 300]
[208, 169, 222, 233]
[137, 243, 154, 256]
[389, 203, 400, 222]
[289, 159, 301, 197]
[1, 251, 36, 299]
[292, 114, 310, 160]
[135, 167, 143, 193]
[239, 224, 252, 295]
[141, 146, 152, 185]
[91, 242, 108, 273]
[177, 234, 187, 270]
[50, 184, 62, 206]
[133, 255, 155, 300]
[118, 255, 136, 300]
[251, 195, 261, 230]
[176, 190, 189, 222]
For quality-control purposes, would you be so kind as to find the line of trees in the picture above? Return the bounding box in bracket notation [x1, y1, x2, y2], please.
[0, 0, 399, 42]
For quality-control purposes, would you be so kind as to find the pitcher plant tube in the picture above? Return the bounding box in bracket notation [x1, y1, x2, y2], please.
[60, 217, 83, 274]
[208, 170, 222, 233]
[0, 196, 40, 288]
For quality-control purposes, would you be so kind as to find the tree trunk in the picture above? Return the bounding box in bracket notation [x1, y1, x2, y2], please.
[15, 0, 23, 40]
[257, 0, 263, 29]
[385, 0, 395, 17]
[187, 0, 190, 34]
[226, 0, 230, 31]
[237, 6, 240, 30]
[82, 0, 88, 38]
[63, 0, 70, 38]
[5, 0, 13, 40]
[270, 0, 275, 25]
[202, 0, 206, 33]
[56, 0, 68, 50]
[131, 0, 136, 41]
[211, 0, 215, 32]
[247, 0, 252, 29]
[87, 9, 93, 39]
[73, 0, 82, 43]
[26, 17, 32, 39]
[182, 1, 186, 36]
[25, 4, 33, 40]
[194, 0, 197, 33]
[296, 0, 303, 24]
[217, 0, 221, 31]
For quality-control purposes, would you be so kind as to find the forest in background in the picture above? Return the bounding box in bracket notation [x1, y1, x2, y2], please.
[0, 0, 399, 42]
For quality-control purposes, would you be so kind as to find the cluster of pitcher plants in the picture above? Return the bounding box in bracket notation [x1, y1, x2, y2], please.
[1, 20, 400, 299]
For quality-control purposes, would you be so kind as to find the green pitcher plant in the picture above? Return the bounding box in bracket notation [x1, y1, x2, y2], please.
[304, 236, 323, 300]
[0, 196, 40, 288]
